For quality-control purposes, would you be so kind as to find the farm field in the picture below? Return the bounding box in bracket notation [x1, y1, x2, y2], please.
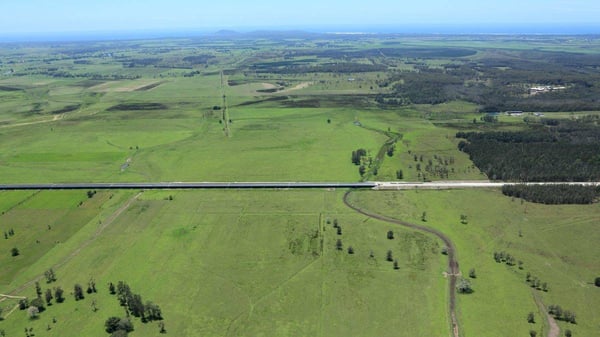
[347, 189, 600, 337]
[0, 189, 447, 337]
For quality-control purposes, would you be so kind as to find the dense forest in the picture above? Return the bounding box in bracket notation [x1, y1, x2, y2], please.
[457, 117, 600, 182]
[502, 184, 599, 204]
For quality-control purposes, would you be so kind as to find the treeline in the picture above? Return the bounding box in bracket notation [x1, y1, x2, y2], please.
[502, 184, 599, 204]
[457, 120, 600, 181]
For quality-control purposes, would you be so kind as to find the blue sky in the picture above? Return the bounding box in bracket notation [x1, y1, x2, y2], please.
[1, 0, 599, 34]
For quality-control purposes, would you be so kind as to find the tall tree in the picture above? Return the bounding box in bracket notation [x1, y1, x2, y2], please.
[386, 250, 393, 262]
[54, 287, 65, 303]
[35, 282, 42, 298]
[74, 284, 84, 301]
[44, 289, 53, 306]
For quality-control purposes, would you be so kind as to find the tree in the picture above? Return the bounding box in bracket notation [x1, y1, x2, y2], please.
[11, 247, 19, 256]
[595, 277, 600, 287]
[18, 299, 29, 310]
[386, 250, 393, 262]
[158, 321, 166, 334]
[421, 212, 427, 222]
[347, 246, 354, 254]
[527, 312, 535, 323]
[469, 268, 476, 279]
[563, 310, 576, 324]
[30, 298, 45, 312]
[145, 302, 163, 321]
[333, 219, 338, 228]
[386, 146, 394, 157]
[44, 269, 56, 283]
[359, 165, 366, 176]
[27, 306, 39, 319]
[117, 281, 131, 307]
[386, 230, 394, 240]
[530, 331, 537, 337]
[460, 214, 468, 224]
[105, 317, 121, 333]
[118, 317, 134, 332]
[54, 287, 64, 303]
[335, 239, 343, 251]
[393, 260, 399, 270]
[74, 284, 84, 301]
[109, 282, 116, 295]
[456, 278, 473, 294]
[565, 329, 572, 337]
[128, 294, 145, 318]
[396, 170, 403, 180]
[337, 226, 342, 235]
[45, 289, 53, 306]
[35, 282, 42, 298]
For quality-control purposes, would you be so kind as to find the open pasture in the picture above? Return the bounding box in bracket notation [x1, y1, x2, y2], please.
[1, 189, 446, 337]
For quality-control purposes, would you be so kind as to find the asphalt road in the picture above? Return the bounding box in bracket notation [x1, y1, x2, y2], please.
[0, 182, 377, 190]
[0, 181, 598, 190]
[373, 180, 600, 189]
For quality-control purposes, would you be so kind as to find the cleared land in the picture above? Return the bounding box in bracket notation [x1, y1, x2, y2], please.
[0, 189, 446, 337]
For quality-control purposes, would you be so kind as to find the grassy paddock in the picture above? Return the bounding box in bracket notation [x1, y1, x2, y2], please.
[0, 189, 447, 337]
[347, 189, 600, 337]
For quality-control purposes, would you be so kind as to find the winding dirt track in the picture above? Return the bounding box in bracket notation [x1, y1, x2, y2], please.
[343, 190, 460, 337]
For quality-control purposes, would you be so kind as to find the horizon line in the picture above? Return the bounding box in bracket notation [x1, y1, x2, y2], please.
[2, 23, 600, 43]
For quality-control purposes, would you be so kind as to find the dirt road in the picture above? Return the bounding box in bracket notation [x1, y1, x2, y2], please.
[343, 190, 460, 337]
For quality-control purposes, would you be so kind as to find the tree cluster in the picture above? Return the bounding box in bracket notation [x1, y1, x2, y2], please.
[4, 228, 15, 239]
[526, 273, 548, 292]
[351, 148, 368, 165]
[493, 251, 520, 267]
[105, 316, 134, 335]
[548, 305, 577, 324]
[114, 281, 163, 322]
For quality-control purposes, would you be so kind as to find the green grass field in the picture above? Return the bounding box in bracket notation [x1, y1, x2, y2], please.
[347, 189, 600, 337]
[1, 190, 447, 337]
